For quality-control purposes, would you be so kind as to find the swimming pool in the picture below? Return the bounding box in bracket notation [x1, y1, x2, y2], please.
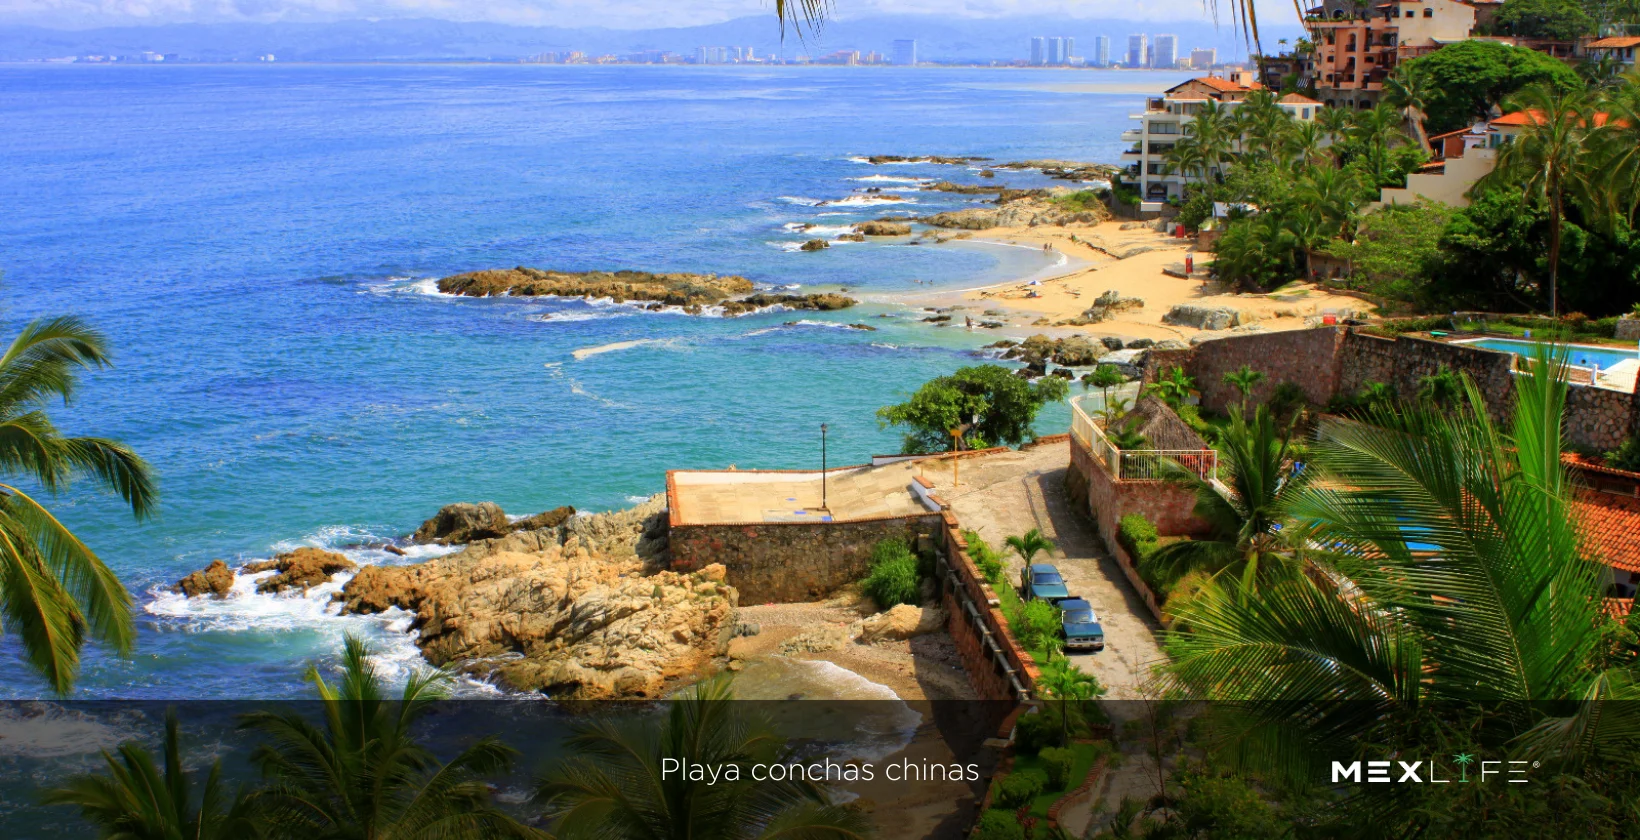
[1460, 338, 1640, 371]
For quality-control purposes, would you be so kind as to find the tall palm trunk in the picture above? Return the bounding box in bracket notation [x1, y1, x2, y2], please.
[1548, 186, 1562, 318]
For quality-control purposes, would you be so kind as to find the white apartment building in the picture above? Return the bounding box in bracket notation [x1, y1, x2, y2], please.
[1126, 34, 1147, 67]
[1122, 76, 1320, 201]
[1153, 35, 1178, 69]
[1094, 36, 1111, 66]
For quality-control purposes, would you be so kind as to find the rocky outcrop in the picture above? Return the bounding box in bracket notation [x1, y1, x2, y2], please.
[858, 605, 945, 642]
[436, 267, 854, 317]
[510, 506, 577, 532]
[1162, 304, 1243, 331]
[174, 560, 234, 598]
[856, 221, 913, 236]
[800, 239, 830, 251]
[414, 502, 511, 544]
[438, 268, 753, 308]
[921, 197, 1107, 230]
[720, 293, 855, 315]
[1061, 289, 1145, 325]
[1054, 336, 1103, 366]
[1096, 348, 1149, 379]
[864, 155, 989, 165]
[339, 497, 736, 699]
[243, 548, 357, 594]
[1003, 334, 1106, 367]
[993, 160, 1121, 182]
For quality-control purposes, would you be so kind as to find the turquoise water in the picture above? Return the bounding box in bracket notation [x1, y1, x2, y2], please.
[0, 64, 1189, 698]
[1464, 338, 1640, 370]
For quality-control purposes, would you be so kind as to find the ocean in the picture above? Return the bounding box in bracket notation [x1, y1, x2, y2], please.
[0, 63, 1190, 699]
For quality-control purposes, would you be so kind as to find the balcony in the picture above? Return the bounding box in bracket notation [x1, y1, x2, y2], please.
[1120, 129, 1142, 142]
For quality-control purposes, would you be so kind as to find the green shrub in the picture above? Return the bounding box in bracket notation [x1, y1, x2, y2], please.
[1050, 190, 1104, 212]
[862, 539, 920, 609]
[1040, 746, 1076, 790]
[1116, 514, 1159, 562]
[1606, 437, 1640, 473]
[991, 769, 1047, 809]
[1173, 403, 1218, 444]
[1019, 599, 1062, 651]
[1267, 381, 1308, 423]
[1014, 710, 1065, 754]
[975, 809, 1025, 840]
[963, 530, 1007, 586]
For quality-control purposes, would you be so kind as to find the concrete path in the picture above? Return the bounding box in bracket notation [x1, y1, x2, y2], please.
[922, 440, 1167, 698]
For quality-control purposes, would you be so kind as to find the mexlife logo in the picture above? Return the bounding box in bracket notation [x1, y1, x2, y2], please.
[1331, 753, 1537, 784]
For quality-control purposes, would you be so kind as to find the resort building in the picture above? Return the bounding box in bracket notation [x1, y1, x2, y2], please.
[1123, 76, 1318, 201]
[1380, 109, 1623, 207]
[1306, 0, 1477, 109]
[1588, 35, 1640, 70]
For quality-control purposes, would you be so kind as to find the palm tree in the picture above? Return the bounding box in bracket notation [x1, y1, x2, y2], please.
[1146, 367, 1196, 410]
[1416, 364, 1463, 408]
[536, 675, 870, 839]
[1162, 139, 1208, 184]
[1383, 63, 1434, 154]
[1087, 364, 1126, 411]
[1106, 415, 1150, 451]
[1037, 655, 1104, 743]
[1006, 528, 1056, 566]
[239, 635, 535, 840]
[1282, 120, 1329, 170]
[0, 315, 155, 694]
[1220, 365, 1268, 404]
[1297, 165, 1364, 240]
[1316, 105, 1355, 145]
[43, 709, 260, 839]
[1163, 347, 1635, 811]
[1482, 84, 1600, 318]
[1149, 405, 1307, 591]
[1186, 100, 1236, 181]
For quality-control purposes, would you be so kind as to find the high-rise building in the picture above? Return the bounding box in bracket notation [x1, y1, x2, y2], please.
[1049, 37, 1074, 65]
[1030, 36, 1047, 66]
[1126, 34, 1147, 68]
[1153, 35, 1178, 70]
[1145, 45, 1153, 68]
[694, 46, 728, 64]
[1093, 36, 1111, 67]
[1190, 48, 1217, 69]
[892, 39, 918, 66]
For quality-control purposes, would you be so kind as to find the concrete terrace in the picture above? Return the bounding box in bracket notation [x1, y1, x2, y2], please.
[667, 460, 937, 525]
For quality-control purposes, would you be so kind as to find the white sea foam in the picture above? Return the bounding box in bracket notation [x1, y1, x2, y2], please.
[0, 703, 137, 758]
[787, 320, 860, 330]
[847, 175, 932, 184]
[870, 342, 902, 351]
[781, 223, 857, 236]
[822, 195, 915, 207]
[777, 195, 824, 206]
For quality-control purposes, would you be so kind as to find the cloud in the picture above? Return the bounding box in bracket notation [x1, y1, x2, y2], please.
[0, 0, 1299, 30]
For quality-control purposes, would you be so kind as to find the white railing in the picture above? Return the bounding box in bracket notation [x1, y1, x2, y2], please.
[1070, 396, 1218, 483]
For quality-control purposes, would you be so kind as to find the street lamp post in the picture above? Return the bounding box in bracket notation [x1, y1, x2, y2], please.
[821, 423, 829, 511]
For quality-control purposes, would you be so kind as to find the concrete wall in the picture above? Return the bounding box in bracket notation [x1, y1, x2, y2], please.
[670, 515, 942, 604]
[1171, 327, 1348, 415]
[1337, 332, 1518, 422]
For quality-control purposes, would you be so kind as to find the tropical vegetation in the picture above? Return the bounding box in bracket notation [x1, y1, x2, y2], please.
[877, 364, 1068, 454]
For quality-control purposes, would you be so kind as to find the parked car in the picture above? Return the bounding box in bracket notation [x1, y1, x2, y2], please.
[1058, 598, 1105, 652]
[1022, 563, 1071, 604]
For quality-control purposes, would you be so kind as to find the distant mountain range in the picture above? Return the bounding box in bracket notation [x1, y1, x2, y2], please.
[0, 15, 1306, 63]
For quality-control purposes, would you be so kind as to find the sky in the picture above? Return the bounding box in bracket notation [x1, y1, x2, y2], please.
[0, 0, 1304, 31]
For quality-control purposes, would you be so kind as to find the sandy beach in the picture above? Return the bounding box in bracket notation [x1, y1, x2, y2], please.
[896, 220, 1369, 343]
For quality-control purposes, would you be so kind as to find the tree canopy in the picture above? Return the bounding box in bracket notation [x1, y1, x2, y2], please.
[1489, 0, 1597, 39]
[876, 365, 1067, 454]
[1405, 40, 1582, 134]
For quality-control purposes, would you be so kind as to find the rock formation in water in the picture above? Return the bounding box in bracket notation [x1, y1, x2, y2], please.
[856, 221, 912, 236]
[921, 194, 1108, 230]
[799, 239, 830, 251]
[436, 267, 856, 316]
[339, 496, 737, 699]
[242, 548, 358, 594]
[174, 560, 234, 598]
[412, 502, 576, 545]
[863, 155, 990, 165]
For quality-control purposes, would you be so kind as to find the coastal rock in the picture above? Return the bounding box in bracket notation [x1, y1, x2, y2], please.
[720, 293, 855, 316]
[856, 221, 912, 236]
[1101, 336, 1126, 351]
[1017, 334, 1059, 365]
[510, 506, 577, 533]
[1055, 336, 1102, 366]
[920, 196, 1107, 231]
[1096, 349, 1149, 379]
[243, 548, 356, 594]
[174, 560, 234, 599]
[857, 604, 946, 643]
[414, 502, 511, 545]
[1162, 304, 1242, 331]
[800, 239, 830, 251]
[1154, 339, 1188, 350]
[437, 268, 753, 308]
[864, 155, 989, 165]
[340, 497, 732, 699]
[836, 233, 866, 242]
[1063, 289, 1145, 325]
[1125, 338, 1156, 350]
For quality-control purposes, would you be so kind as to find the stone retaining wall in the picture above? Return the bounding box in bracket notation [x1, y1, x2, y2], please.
[670, 515, 942, 604]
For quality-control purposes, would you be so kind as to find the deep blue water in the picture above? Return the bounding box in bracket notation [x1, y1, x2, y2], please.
[0, 64, 1189, 699]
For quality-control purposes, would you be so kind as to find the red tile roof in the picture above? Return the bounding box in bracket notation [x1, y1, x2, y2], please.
[1590, 36, 1640, 48]
[1564, 452, 1640, 483]
[1179, 76, 1260, 93]
[1493, 109, 1625, 128]
[1606, 597, 1633, 619]
[1574, 488, 1640, 573]
[1279, 93, 1322, 105]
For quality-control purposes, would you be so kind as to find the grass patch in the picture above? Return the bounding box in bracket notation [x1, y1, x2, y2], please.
[1008, 740, 1108, 832]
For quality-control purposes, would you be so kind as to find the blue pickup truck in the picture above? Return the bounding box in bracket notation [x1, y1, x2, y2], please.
[1022, 563, 1072, 604]
[1058, 598, 1105, 652]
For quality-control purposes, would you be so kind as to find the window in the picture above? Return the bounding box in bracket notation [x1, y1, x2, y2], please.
[1147, 162, 1163, 175]
[1424, 8, 1433, 16]
[1405, 9, 1414, 16]
[1302, 107, 1311, 119]
[1148, 122, 1179, 134]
